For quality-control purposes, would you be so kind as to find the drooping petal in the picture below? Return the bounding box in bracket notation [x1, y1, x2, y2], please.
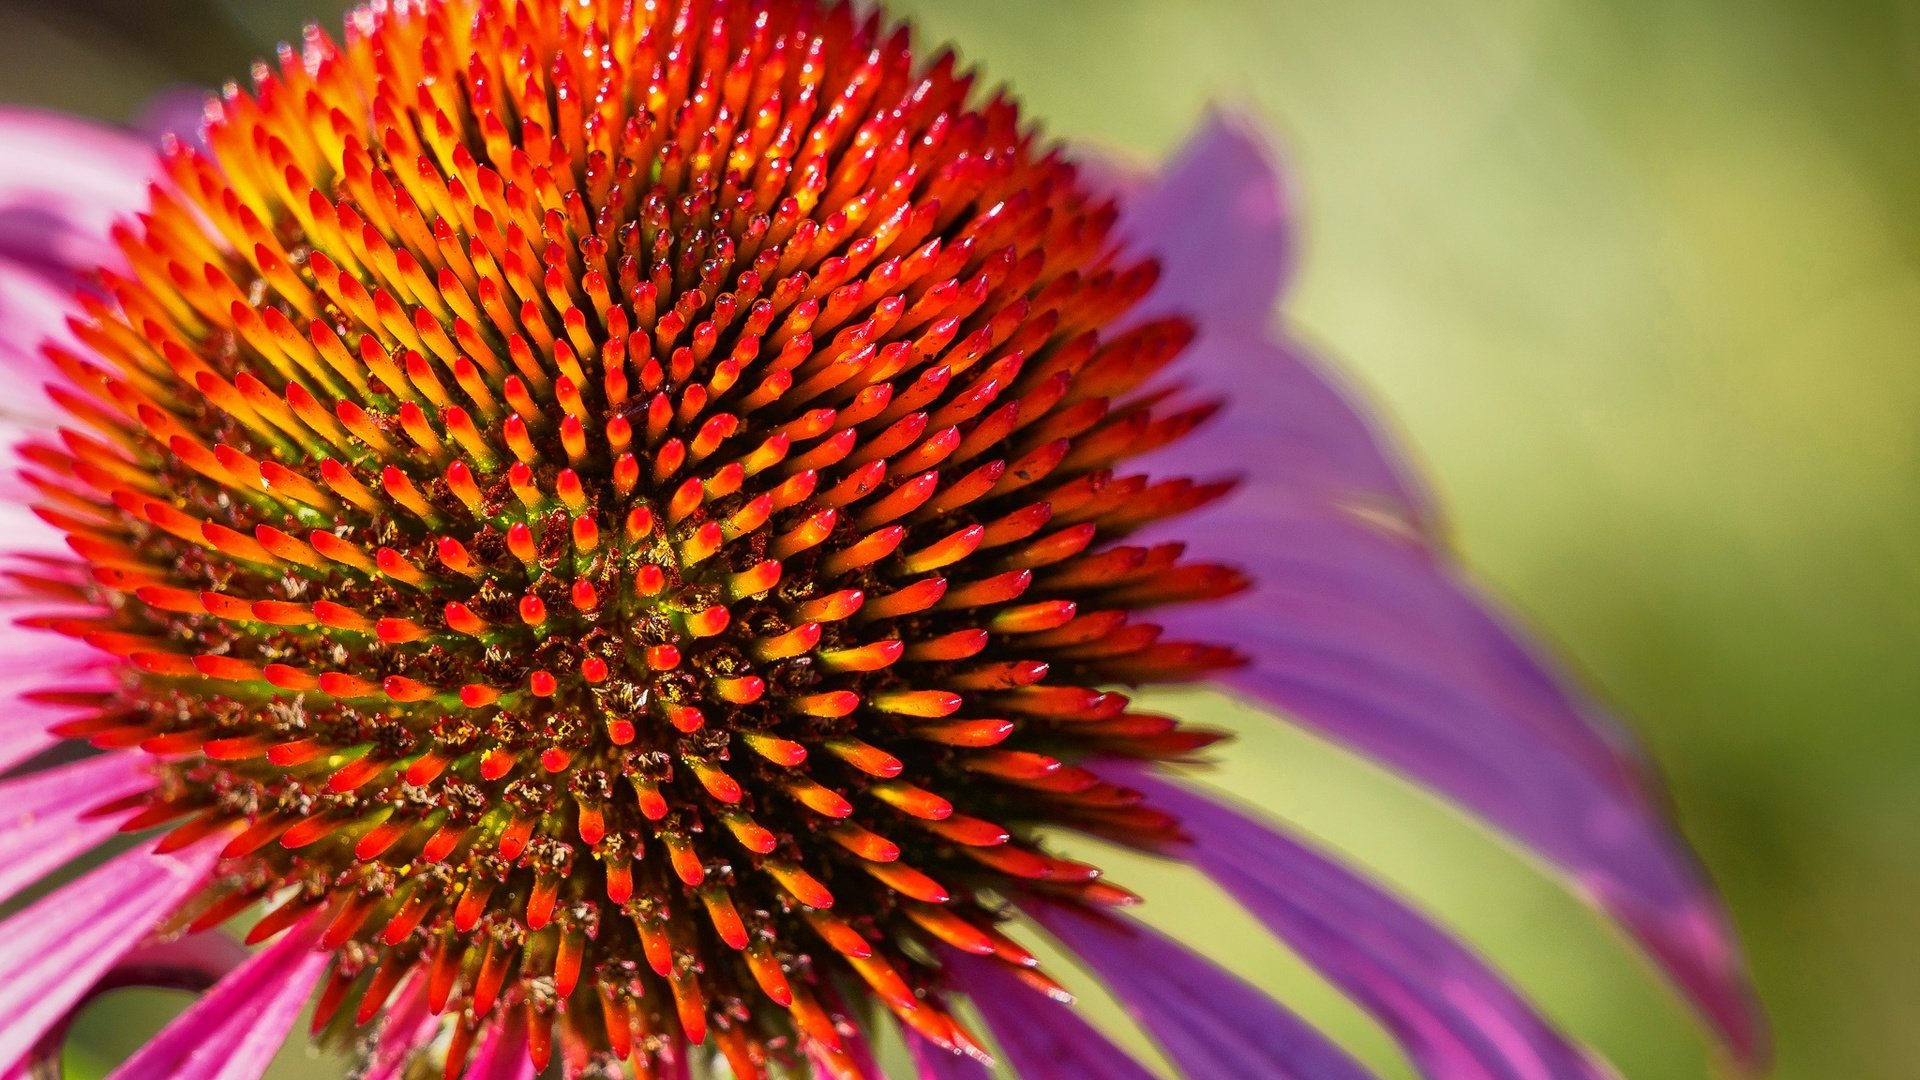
[106, 914, 327, 1080]
[0, 753, 154, 905]
[0, 840, 220, 1065]
[1156, 330, 1441, 545]
[1112, 114, 1435, 536]
[1118, 764, 1619, 1080]
[944, 953, 1159, 1080]
[0, 108, 154, 282]
[1116, 116, 1763, 1060]
[1025, 905, 1378, 1080]
[1163, 497, 1761, 1059]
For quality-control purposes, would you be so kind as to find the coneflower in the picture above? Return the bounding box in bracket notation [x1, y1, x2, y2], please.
[0, 1, 1762, 1078]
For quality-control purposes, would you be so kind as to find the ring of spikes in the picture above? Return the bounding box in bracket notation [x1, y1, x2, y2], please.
[23, 1, 1247, 1075]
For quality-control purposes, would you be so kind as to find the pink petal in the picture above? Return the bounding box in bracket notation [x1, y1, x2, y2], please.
[0, 108, 154, 281]
[360, 976, 439, 1080]
[1117, 765, 1618, 1080]
[136, 86, 215, 148]
[658, 1045, 693, 1080]
[0, 578, 115, 775]
[1024, 905, 1377, 1080]
[101, 932, 251, 990]
[0, 840, 219, 1065]
[0, 654, 111, 774]
[8, 931, 250, 1078]
[0, 684, 109, 768]
[463, 1014, 536, 1080]
[0, 638, 107, 683]
[0, 753, 154, 905]
[944, 952, 1160, 1080]
[107, 915, 327, 1080]
[0, 246, 78, 353]
[0, 714, 62, 775]
[0, 255, 84, 433]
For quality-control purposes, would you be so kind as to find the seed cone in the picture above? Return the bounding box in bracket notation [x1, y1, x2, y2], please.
[20, 0, 1247, 1074]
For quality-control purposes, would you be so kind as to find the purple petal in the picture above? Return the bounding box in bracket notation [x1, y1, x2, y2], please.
[0, 108, 154, 282]
[1108, 115, 1438, 533]
[1115, 111, 1295, 333]
[1175, 497, 1651, 800]
[1151, 331, 1438, 536]
[107, 915, 327, 1080]
[945, 953, 1160, 1080]
[1117, 764, 1620, 1080]
[1026, 904, 1378, 1080]
[0, 840, 220, 1065]
[1112, 114, 1763, 1061]
[0, 753, 154, 905]
[1155, 497, 1763, 1060]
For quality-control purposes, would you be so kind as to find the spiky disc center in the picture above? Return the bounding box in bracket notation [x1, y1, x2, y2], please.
[22, 0, 1247, 1074]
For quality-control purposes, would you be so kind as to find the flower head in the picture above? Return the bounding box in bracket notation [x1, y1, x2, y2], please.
[0, 1, 1762, 1078]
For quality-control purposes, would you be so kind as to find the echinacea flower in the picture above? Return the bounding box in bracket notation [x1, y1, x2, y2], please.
[0, 1, 1764, 1077]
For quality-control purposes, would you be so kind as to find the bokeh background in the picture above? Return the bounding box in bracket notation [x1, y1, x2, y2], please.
[1, 0, 1910, 1077]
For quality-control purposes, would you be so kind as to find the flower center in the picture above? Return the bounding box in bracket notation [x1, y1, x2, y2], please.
[21, 0, 1246, 1073]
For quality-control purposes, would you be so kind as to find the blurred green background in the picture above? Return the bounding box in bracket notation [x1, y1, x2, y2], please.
[2, 0, 1910, 1077]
